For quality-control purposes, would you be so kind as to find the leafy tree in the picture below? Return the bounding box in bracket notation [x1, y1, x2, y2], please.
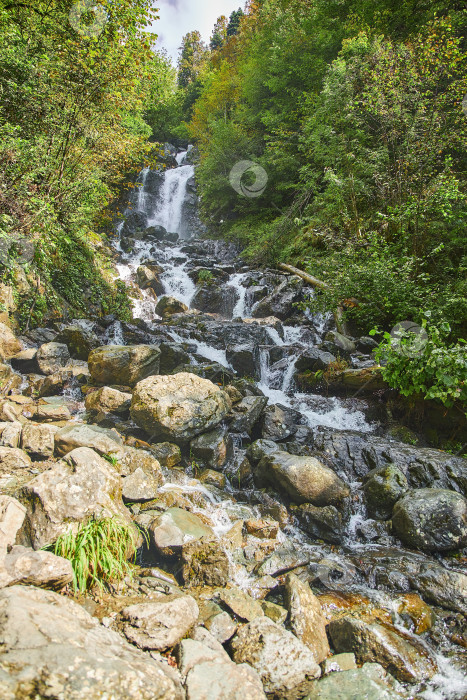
[227, 8, 245, 37]
[177, 31, 208, 88]
[210, 15, 228, 51]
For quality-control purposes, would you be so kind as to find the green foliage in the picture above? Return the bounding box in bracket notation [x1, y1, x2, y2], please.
[371, 322, 467, 411]
[46, 517, 139, 593]
[197, 269, 215, 285]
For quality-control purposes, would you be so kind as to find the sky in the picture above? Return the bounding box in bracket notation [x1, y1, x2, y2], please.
[153, 0, 245, 63]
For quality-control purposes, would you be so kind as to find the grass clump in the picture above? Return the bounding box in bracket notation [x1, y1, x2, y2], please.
[47, 517, 138, 593]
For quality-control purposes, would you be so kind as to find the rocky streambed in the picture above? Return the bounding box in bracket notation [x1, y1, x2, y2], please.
[0, 148, 466, 699]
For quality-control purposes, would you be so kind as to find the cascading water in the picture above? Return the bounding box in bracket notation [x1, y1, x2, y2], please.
[108, 150, 467, 700]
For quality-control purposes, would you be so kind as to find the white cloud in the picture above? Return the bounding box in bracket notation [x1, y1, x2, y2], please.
[152, 0, 245, 63]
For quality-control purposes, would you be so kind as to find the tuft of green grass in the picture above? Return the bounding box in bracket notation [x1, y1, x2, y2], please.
[46, 517, 139, 593]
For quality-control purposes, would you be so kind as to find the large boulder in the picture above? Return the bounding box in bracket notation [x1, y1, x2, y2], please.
[17, 446, 133, 549]
[191, 285, 236, 318]
[36, 342, 70, 375]
[292, 503, 344, 544]
[55, 324, 100, 360]
[149, 507, 214, 557]
[363, 465, 408, 520]
[226, 343, 260, 379]
[0, 322, 22, 360]
[121, 592, 199, 651]
[328, 615, 437, 683]
[284, 573, 330, 664]
[131, 373, 231, 443]
[251, 277, 303, 321]
[392, 488, 467, 552]
[0, 585, 182, 699]
[231, 616, 321, 699]
[254, 447, 350, 506]
[155, 296, 188, 319]
[88, 344, 161, 387]
[85, 386, 132, 415]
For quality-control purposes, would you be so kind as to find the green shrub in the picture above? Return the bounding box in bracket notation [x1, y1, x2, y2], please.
[46, 517, 139, 593]
[197, 268, 215, 285]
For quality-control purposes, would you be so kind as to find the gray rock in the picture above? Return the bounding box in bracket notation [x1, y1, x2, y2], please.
[151, 442, 182, 468]
[156, 296, 188, 319]
[131, 373, 231, 443]
[190, 426, 233, 470]
[204, 611, 237, 643]
[121, 593, 199, 650]
[159, 342, 191, 375]
[294, 349, 336, 373]
[260, 404, 301, 442]
[254, 548, 310, 577]
[230, 396, 268, 436]
[85, 386, 132, 415]
[0, 545, 73, 590]
[0, 496, 26, 552]
[10, 348, 39, 373]
[392, 488, 467, 552]
[121, 210, 149, 238]
[328, 615, 437, 683]
[323, 331, 356, 357]
[363, 465, 408, 520]
[17, 446, 133, 549]
[254, 448, 350, 506]
[284, 573, 330, 664]
[323, 653, 357, 674]
[231, 616, 321, 699]
[0, 585, 183, 699]
[55, 324, 100, 360]
[122, 468, 161, 503]
[54, 422, 124, 457]
[226, 343, 260, 379]
[21, 422, 57, 459]
[292, 503, 344, 544]
[88, 344, 161, 387]
[304, 667, 401, 699]
[251, 277, 303, 321]
[181, 537, 230, 587]
[150, 507, 214, 557]
[0, 445, 31, 470]
[219, 587, 264, 622]
[191, 285, 236, 318]
[0, 421, 22, 448]
[36, 342, 70, 375]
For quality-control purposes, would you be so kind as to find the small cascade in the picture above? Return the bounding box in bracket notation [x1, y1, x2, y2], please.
[228, 273, 250, 318]
[148, 164, 194, 235]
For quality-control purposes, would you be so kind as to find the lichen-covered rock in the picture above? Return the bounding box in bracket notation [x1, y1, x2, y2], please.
[284, 573, 330, 664]
[55, 324, 100, 360]
[54, 422, 124, 457]
[131, 373, 231, 443]
[121, 593, 199, 651]
[363, 465, 408, 520]
[150, 442, 182, 468]
[219, 587, 264, 622]
[0, 496, 26, 552]
[0, 421, 22, 448]
[36, 342, 70, 375]
[0, 545, 73, 590]
[0, 446, 31, 470]
[392, 488, 467, 552]
[231, 616, 321, 699]
[122, 467, 161, 503]
[190, 425, 233, 469]
[149, 507, 214, 557]
[21, 423, 57, 459]
[305, 666, 402, 699]
[88, 344, 161, 387]
[155, 296, 188, 319]
[85, 386, 132, 415]
[291, 503, 344, 544]
[181, 537, 230, 587]
[17, 446, 133, 549]
[0, 585, 182, 699]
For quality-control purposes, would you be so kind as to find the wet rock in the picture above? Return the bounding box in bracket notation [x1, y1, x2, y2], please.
[150, 507, 214, 557]
[0, 496, 26, 551]
[85, 386, 132, 415]
[122, 467, 161, 503]
[230, 396, 268, 436]
[17, 446, 133, 549]
[244, 518, 279, 539]
[260, 403, 302, 442]
[178, 637, 266, 699]
[55, 324, 100, 360]
[159, 342, 191, 374]
[174, 360, 235, 385]
[204, 611, 237, 643]
[54, 422, 123, 457]
[190, 426, 233, 470]
[181, 537, 230, 587]
[0, 322, 22, 360]
[285, 573, 330, 664]
[254, 547, 310, 577]
[156, 296, 189, 319]
[225, 452, 253, 487]
[121, 210, 148, 238]
[21, 422, 57, 459]
[363, 465, 408, 520]
[394, 593, 435, 635]
[305, 666, 402, 699]
[10, 348, 39, 373]
[150, 442, 182, 468]
[199, 469, 226, 489]
[323, 331, 356, 357]
[219, 587, 264, 622]
[254, 447, 350, 506]
[0, 585, 183, 699]
[292, 503, 344, 544]
[294, 349, 336, 373]
[0, 545, 73, 590]
[392, 488, 467, 552]
[231, 616, 321, 699]
[136, 265, 165, 296]
[0, 421, 22, 448]
[329, 615, 437, 683]
[36, 342, 70, 375]
[191, 284, 236, 317]
[121, 592, 199, 651]
[131, 372, 231, 443]
[226, 343, 260, 379]
[88, 344, 161, 387]
[252, 277, 303, 321]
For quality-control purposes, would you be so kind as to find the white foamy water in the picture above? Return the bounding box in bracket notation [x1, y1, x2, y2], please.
[148, 163, 194, 235]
